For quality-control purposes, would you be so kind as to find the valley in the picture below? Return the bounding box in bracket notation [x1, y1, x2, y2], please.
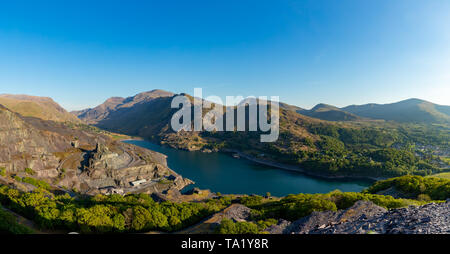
[73, 90, 450, 179]
[0, 91, 449, 234]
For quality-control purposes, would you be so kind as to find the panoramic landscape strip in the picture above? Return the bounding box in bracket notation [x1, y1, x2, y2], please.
[0, 1, 449, 251]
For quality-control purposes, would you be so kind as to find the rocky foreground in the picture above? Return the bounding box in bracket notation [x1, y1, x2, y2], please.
[265, 200, 450, 234]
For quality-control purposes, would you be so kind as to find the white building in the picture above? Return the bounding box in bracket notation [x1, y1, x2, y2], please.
[131, 179, 147, 186]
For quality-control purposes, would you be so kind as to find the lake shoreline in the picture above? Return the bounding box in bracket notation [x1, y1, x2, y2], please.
[221, 149, 381, 182]
[123, 138, 379, 183]
[123, 139, 372, 196]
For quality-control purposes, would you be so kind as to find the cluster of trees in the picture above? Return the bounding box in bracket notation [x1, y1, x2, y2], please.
[365, 175, 450, 200]
[258, 123, 444, 177]
[307, 123, 398, 148]
[215, 218, 260, 234]
[215, 218, 278, 234]
[0, 185, 232, 233]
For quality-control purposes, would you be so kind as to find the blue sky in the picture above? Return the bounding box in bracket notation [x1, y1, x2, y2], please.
[0, 0, 449, 111]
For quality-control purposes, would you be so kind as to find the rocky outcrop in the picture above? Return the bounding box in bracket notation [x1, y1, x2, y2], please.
[267, 200, 450, 234]
[221, 204, 252, 223]
[0, 104, 192, 196]
[176, 204, 252, 234]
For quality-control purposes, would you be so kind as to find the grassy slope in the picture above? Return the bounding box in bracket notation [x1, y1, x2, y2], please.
[0, 96, 80, 123]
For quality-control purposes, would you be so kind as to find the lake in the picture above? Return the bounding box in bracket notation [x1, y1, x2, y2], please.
[124, 140, 372, 196]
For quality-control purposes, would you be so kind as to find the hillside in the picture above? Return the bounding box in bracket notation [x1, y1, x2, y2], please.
[342, 98, 450, 124]
[297, 103, 361, 121]
[0, 104, 192, 196]
[0, 94, 80, 123]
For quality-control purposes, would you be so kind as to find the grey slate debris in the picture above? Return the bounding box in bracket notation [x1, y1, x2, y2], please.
[265, 200, 450, 234]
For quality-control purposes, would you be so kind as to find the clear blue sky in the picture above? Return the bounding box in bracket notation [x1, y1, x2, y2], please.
[0, 0, 449, 111]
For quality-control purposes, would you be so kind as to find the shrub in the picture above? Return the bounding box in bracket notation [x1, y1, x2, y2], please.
[239, 195, 264, 206]
[365, 175, 450, 200]
[24, 168, 35, 175]
[417, 194, 432, 202]
[21, 177, 51, 190]
[215, 218, 260, 234]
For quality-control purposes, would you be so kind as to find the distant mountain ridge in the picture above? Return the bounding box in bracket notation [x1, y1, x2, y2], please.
[296, 103, 362, 121]
[0, 94, 80, 123]
[278, 98, 450, 123]
[341, 98, 450, 124]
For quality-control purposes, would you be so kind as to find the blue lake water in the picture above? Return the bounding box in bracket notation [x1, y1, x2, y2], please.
[124, 140, 372, 196]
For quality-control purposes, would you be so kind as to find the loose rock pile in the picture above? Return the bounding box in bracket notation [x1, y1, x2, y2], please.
[265, 200, 450, 234]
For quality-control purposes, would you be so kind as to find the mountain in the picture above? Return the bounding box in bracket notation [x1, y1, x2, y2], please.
[0, 104, 191, 195]
[0, 94, 80, 123]
[297, 103, 361, 121]
[74, 90, 324, 151]
[279, 102, 304, 112]
[72, 89, 174, 124]
[342, 98, 450, 124]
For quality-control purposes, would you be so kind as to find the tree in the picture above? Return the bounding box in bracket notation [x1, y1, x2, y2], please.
[131, 206, 151, 231]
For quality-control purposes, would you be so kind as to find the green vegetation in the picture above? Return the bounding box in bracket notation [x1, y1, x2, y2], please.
[210, 119, 449, 178]
[158, 178, 174, 185]
[215, 218, 260, 234]
[241, 191, 426, 222]
[2, 174, 448, 234]
[0, 167, 6, 177]
[429, 172, 450, 180]
[365, 175, 450, 200]
[0, 185, 231, 233]
[18, 177, 51, 191]
[0, 205, 34, 234]
[215, 217, 278, 234]
[25, 168, 35, 175]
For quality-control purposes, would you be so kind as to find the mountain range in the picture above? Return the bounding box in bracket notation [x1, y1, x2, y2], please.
[71, 90, 450, 125]
[295, 103, 362, 122]
[1, 90, 447, 125]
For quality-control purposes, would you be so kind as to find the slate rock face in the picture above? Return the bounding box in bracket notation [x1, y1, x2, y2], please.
[0, 104, 192, 195]
[284, 201, 387, 234]
[222, 204, 252, 222]
[275, 200, 450, 234]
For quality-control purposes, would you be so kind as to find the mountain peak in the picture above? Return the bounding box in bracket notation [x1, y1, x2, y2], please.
[310, 103, 339, 112]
